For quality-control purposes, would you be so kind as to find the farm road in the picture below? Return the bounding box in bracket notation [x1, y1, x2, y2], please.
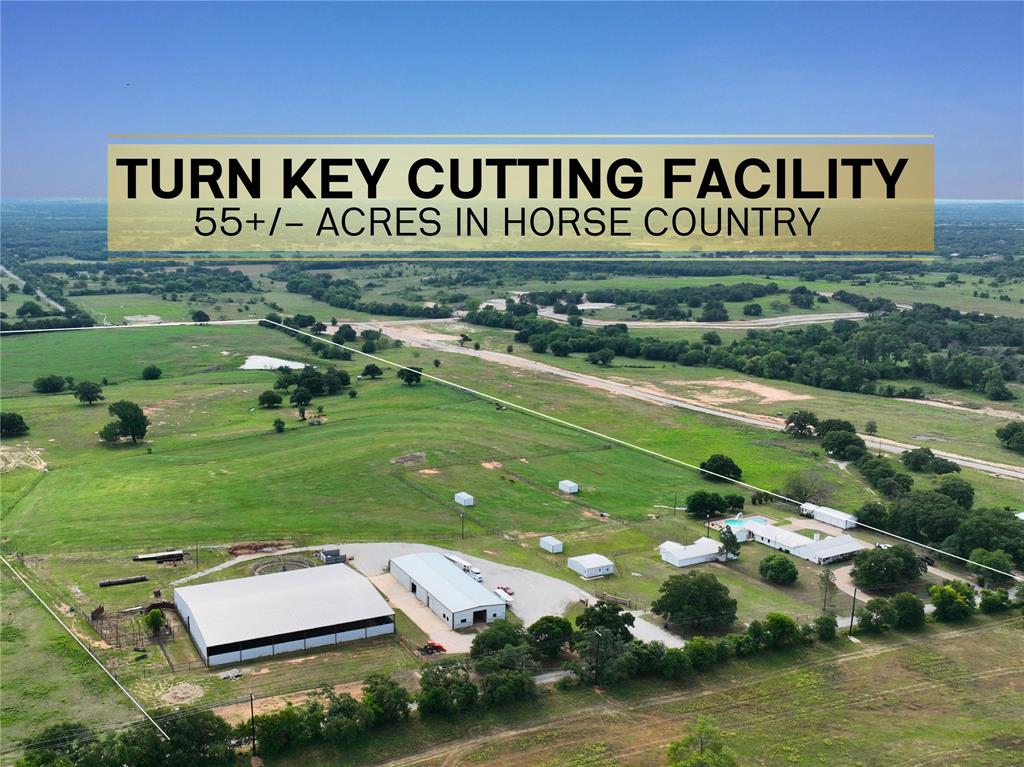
[348, 320, 1024, 482]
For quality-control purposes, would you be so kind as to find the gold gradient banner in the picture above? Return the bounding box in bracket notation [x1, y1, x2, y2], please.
[108, 144, 933, 252]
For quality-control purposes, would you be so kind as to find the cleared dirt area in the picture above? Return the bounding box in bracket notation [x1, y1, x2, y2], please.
[667, 377, 814, 405]
[0, 444, 47, 472]
[214, 681, 365, 725]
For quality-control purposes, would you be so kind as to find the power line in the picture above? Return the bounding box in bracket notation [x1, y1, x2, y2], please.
[267, 320, 1023, 584]
[0, 555, 170, 740]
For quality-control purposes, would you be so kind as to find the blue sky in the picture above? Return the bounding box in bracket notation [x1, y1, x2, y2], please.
[2, 1, 1021, 198]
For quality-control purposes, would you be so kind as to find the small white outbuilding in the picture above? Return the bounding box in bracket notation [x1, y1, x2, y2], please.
[539, 536, 563, 554]
[659, 537, 727, 568]
[567, 553, 615, 579]
[558, 479, 579, 494]
[454, 491, 475, 507]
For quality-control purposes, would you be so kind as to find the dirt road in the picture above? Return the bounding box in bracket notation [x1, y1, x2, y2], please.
[537, 305, 869, 329]
[350, 320, 1024, 482]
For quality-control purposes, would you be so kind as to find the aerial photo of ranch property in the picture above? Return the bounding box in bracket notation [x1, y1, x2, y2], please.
[2, 2, 1023, 767]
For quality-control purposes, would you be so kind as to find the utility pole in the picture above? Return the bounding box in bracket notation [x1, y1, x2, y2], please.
[673, 491, 678, 516]
[460, 512, 465, 540]
[250, 691, 256, 754]
[848, 586, 858, 636]
[195, 540, 199, 570]
[593, 629, 603, 684]
[706, 513, 712, 537]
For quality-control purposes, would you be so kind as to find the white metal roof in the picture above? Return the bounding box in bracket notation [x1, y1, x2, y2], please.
[802, 534, 866, 559]
[390, 553, 504, 613]
[742, 521, 811, 550]
[806, 504, 857, 522]
[539, 535, 563, 546]
[568, 553, 614, 569]
[174, 565, 393, 648]
[660, 537, 722, 558]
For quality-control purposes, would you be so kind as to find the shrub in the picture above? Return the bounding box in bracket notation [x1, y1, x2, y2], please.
[141, 365, 162, 380]
[759, 553, 798, 585]
[813, 614, 838, 642]
[890, 592, 926, 630]
[0, 412, 29, 437]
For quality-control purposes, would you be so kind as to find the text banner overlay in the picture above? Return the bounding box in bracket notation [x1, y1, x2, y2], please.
[108, 143, 933, 253]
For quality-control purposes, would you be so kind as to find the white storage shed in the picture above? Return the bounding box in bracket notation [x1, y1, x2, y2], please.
[799, 502, 858, 530]
[539, 536, 564, 553]
[558, 480, 579, 494]
[389, 552, 506, 628]
[454, 491, 475, 507]
[659, 537, 727, 568]
[567, 553, 615, 579]
[173, 565, 394, 667]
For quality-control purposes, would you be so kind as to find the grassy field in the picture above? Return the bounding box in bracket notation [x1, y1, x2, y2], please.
[1, 321, 1019, 758]
[426, 320, 1024, 476]
[272, 616, 1024, 767]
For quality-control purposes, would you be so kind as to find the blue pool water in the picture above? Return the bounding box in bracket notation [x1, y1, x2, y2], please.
[724, 516, 769, 527]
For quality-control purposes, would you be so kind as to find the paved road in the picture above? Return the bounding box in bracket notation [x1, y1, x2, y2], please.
[537, 304, 869, 329]
[0, 264, 66, 313]
[350, 320, 1024, 483]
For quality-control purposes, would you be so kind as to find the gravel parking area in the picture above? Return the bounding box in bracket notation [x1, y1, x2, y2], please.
[346, 542, 679, 644]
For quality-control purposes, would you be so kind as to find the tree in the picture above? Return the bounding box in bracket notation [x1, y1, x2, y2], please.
[106, 401, 149, 443]
[890, 591, 926, 630]
[568, 629, 635, 685]
[901, 446, 937, 472]
[851, 545, 921, 590]
[666, 716, 738, 767]
[289, 388, 312, 419]
[701, 331, 722, 346]
[576, 600, 635, 640]
[99, 421, 123, 443]
[416, 659, 477, 716]
[967, 548, 1015, 586]
[191, 310, 210, 322]
[699, 454, 742, 482]
[143, 609, 166, 636]
[586, 348, 615, 366]
[141, 365, 162, 380]
[685, 490, 727, 519]
[652, 572, 737, 632]
[857, 597, 896, 633]
[32, 374, 67, 394]
[526, 615, 574, 658]
[759, 554, 798, 585]
[361, 674, 411, 724]
[764, 612, 801, 647]
[16, 299, 46, 317]
[361, 363, 383, 379]
[478, 669, 537, 706]
[72, 381, 104, 406]
[865, 420, 878, 436]
[397, 367, 423, 385]
[319, 688, 371, 745]
[929, 580, 975, 622]
[258, 390, 282, 408]
[0, 412, 29, 437]
[784, 410, 819, 437]
[979, 588, 1012, 613]
[935, 475, 974, 510]
[822, 430, 867, 460]
[742, 302, 763, 316]
[818, 568, 839, 614]
[433, 358, 441, 368]
[813, 614, 838, 642]
[856, 501, 888, 528]
[273, 418, 285, 433]
[506, 344, 514, 353]
[469, 619, 531, 660]
[718, 526, 740, 559]
[995, 422, 1024, 454]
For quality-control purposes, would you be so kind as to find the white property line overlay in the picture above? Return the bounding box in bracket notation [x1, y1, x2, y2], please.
[3, 316, 1020, 585]
[0, 554, 170, 740]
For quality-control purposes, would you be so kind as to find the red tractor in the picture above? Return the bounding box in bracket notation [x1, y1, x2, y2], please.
[419, 641, 447, 655]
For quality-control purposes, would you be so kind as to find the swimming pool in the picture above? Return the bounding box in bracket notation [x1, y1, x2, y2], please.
[724, 516, 769, 527]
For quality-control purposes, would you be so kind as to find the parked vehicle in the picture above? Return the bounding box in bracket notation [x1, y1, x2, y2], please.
[419, 641, 447, 655]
